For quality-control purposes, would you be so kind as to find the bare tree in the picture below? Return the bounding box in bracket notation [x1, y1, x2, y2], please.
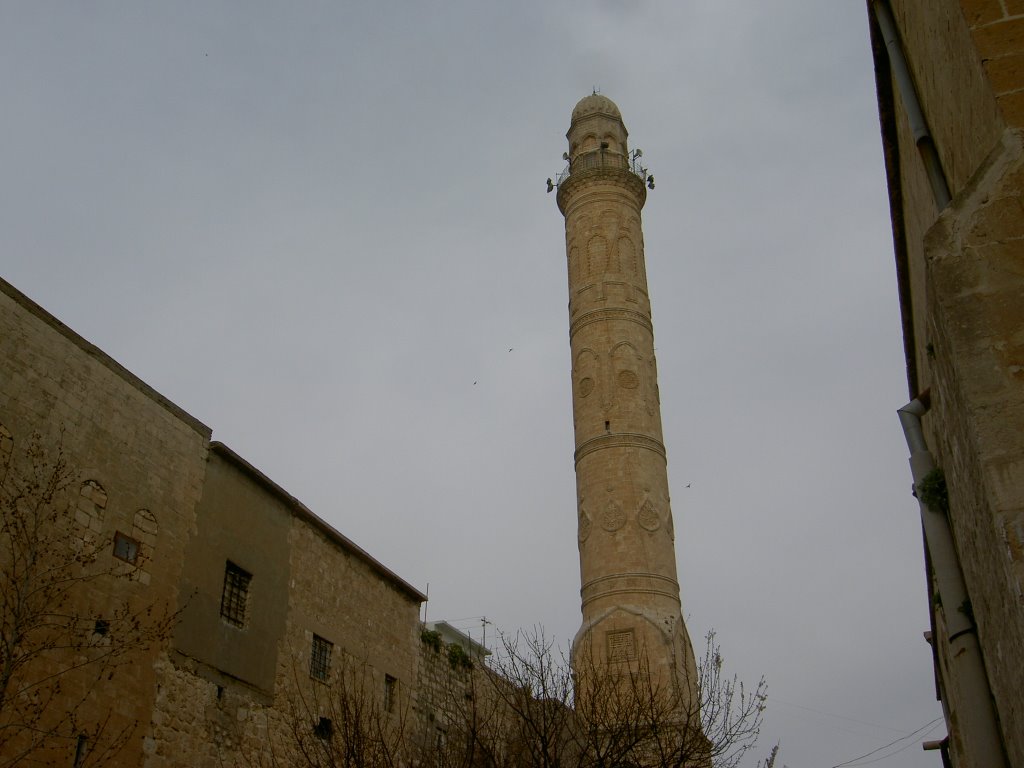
[477, 627, 770, 768]
[0, 431, 176, 767]
[693, 631, 768, 768]
[486, 628, 576, 768]
[244, 650, 416, 768]
[263, 624, 771, 768]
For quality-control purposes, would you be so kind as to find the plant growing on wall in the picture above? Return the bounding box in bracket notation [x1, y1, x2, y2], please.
[0, 430, 176, 768]
[445, 643, 472, 671]
[420, 628, 442, 653]
[917, 467, 949, 515]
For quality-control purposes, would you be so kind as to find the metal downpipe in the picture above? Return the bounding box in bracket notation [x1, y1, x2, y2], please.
[897, 394, 1007, 766]
[871, 0, 952, 210]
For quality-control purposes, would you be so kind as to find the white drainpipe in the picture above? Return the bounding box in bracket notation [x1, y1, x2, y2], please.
[871, 0, 952, 210]
[897, 395, 1007, 766]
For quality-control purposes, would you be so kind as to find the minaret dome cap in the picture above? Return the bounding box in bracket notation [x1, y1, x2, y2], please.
[571, 93, 622, 123]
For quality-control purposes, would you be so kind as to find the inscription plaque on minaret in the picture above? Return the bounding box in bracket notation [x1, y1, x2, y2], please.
[554, 94, 697, 699]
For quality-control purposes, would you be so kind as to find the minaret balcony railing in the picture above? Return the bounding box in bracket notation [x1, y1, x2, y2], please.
[555, 149, 647, 186]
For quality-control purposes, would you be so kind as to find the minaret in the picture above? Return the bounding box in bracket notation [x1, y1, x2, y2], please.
[554, 94, 697, 699]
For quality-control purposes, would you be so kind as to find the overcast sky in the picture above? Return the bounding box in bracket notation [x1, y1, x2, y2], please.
[1, 3, 945, 766]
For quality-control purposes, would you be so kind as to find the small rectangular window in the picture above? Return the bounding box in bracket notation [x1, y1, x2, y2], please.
[310, 634, 333, 681]
[384, 674, 397, 713]
[313, 717, 333, 740]
[112, 531, 140, 564]
[220, 561, 251, 627]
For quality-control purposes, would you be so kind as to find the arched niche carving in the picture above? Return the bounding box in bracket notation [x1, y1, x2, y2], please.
[574, 348, 600, 401]
[568, 244, 581, 283]
[611, 341, 642, 393]
[617, 235, 636, 276]
[76, 479, 107, 533]
[587, 235, 608, 278]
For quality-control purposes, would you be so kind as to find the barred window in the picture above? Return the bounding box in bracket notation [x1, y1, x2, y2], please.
[384, 674, 397, 713]
[112, 531, 140, 564]
[310, 634, 332, 681]
[220, 561, 251, 627]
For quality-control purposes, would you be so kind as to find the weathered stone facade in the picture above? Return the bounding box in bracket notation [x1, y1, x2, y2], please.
[0, 277, 211, 766]
[145, 444, 426, 768]
[868, 2, 1024, 764]
[0, 275, 428, 766]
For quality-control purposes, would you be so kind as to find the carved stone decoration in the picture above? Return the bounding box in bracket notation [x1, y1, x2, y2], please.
[645, 357, 658, 415]
[606, 629, 637, 662]
[574, 349, 600, 405]
[601, 210, 621, 273]
[617, 235, 636, 276]
[600, 500, 626, 532]
[578, 506, 592, 543]
[618, 370, 639, 389]
[611, 342, 643, 411]
[666, 510, 675, 541]
[587, 235, 608, 277]
[638, 499, 660, 531]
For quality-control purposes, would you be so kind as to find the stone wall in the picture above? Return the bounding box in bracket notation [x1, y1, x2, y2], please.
[0, 276, 428, 767]
[145, 451, 424, 768]
[872, 3, 1024, 764]
[0, 277, 211, 766]
[925, 129, 1024, 767]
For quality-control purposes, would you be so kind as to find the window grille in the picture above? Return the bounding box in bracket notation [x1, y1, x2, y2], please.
[112, 531, 140, 564]
[310, 634, 333, 681]
[384, 674, 397, 712]
[220, 561, 251, 627]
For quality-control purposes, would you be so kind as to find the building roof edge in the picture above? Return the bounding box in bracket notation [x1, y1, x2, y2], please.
[210, 441, 428, 604]
[866, 1, 919, 397]
[0, 275, 212, 438]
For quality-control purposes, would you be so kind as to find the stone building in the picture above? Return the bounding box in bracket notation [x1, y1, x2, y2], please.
[0, 275, 428, 766]
[867, 1, 1024, 765]
[1, 94, 720, 765]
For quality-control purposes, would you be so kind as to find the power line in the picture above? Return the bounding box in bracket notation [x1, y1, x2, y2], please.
[768, 696, 906, 734]
[831, 718, 944, 767]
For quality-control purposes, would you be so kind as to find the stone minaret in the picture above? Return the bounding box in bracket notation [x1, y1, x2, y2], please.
[555, 94, 697, 699]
